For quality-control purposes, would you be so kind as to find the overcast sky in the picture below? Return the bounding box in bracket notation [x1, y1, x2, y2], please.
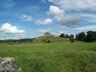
[0, 0, 96, 39]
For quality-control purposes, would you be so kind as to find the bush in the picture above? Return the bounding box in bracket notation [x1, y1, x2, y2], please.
[42, 39, 51, 43]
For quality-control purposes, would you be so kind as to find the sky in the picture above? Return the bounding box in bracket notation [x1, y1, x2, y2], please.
[0, 0, 96, 39]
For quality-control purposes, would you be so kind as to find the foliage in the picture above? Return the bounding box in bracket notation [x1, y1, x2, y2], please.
[86, 31, 96, 42]
[76, 31, 96, 42]
[59, 33, 70, 38]
[59, 33, 65, 38]
[0, 38, 33, 44]
[65, 34, 70, 38]
[70, 34, 74, 43]
[76, 32, 86, 41]
[42, 39, 51, 43]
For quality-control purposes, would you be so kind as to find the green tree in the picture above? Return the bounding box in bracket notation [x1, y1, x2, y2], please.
[76, 32, 86, 41]
[86, 31, 96, 42]
[59, 33, 65, 38]
[65, 34, 69, 38]
[70, 34, 74, 43]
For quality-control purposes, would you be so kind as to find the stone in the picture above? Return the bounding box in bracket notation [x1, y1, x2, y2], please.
[0, 57, 22, 72]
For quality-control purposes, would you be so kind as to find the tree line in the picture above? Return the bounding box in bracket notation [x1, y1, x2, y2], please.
[0, 38, 33, 44]
[59, 31, 96, 42]
[76, 31, 96, 42]
[0, 31, 96, 44]
[59, 33, 74, 43]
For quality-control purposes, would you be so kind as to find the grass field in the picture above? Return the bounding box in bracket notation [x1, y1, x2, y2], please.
[0, 37, 96, 72]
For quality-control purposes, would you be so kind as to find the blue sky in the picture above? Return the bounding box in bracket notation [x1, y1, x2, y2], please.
[0, 0, 96, 39]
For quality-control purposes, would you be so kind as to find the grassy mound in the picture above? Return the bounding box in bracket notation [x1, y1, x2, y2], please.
[33, 36, 69, 43]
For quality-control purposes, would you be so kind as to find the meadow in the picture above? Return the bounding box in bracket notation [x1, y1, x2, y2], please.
[0, 36, 96, 72]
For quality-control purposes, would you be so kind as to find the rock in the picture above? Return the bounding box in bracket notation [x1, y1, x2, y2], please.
[0, 57, 22, 72]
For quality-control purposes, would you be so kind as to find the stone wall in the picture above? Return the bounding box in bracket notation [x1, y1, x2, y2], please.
[0, 58, 22, 72]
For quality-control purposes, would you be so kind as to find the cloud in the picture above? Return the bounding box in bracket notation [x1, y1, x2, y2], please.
[35, 18, 52, 25]
[47, 5, 82, 27]
[81, 14, 96, 18]
[48, 0, 96, 11]
[1, 0, 16, 8]
[59, 25, 96, 35]
[0, 23, 26, 39]
[0, 23, 25, 34]
[41, 0, 47, 3]
[48, 5, 64, 15]
[58, 26, 78, 35]
[37, 28, 54, 36]
[48, 0, 54, 2]
[0, 33, 26, 40]
[59, 15, 82, 27]
[37, 28, 52, 33]
[21, 14, 32, 22]
[81, 13, 96, 22]
[76, 25, 96, 31]
[46, 1, 96, 28]
[31, 6, 39, 10]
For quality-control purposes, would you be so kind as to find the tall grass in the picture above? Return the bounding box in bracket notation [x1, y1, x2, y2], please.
[0, 37, 96, 72]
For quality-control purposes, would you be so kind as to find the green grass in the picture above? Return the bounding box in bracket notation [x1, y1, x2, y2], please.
[0, 36, 96, 72]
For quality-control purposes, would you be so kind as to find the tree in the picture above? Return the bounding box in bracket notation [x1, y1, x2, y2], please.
[75, 31, 96, 42]
[86, 31, 96, 42]
[65, 34, 69, 38]
[76, 32, 86, 41]
[59, 33, 65, 38]
[70, 34, 74, 43]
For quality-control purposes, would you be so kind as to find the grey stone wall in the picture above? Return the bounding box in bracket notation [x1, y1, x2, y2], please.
[0, 58, 22, 72]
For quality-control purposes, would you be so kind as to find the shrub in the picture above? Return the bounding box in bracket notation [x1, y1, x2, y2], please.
[42, 39, 51, 43]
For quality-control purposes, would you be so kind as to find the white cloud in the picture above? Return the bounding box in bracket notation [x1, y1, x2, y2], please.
[37, 28, 52, 33]
[37, 28, 54, 36]
[47, 5, 82, 27]
[76, 25, 96, 31]
[47, 1, 96, 28]
[35, 18, 52, 25]
[59, 27, 78, 35]
[0, 23, 25, 34]
[48, 0, 54, 2]
[48, 5, 64, 15]
[81, 14, 96, 18]
[48, 0, 96, 10]
[21, 14, 32, 22]
[80, 13, 96, 23]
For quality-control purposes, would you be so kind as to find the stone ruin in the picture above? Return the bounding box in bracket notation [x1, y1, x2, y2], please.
[44, 32, 52, 37]
[0, 57, 22, 72]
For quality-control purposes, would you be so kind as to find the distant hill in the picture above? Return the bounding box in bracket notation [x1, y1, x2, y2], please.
[0, 36, 69, 44]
